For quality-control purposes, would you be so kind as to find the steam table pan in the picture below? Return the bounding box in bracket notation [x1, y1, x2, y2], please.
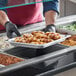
[8, 34, 71, 49]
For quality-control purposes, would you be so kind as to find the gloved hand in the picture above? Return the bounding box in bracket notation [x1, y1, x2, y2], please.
[5, 21, 21, 38]
[42, 24, 56, 32]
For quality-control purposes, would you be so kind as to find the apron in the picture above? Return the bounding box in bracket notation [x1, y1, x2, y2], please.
[0, 0, 42, 30]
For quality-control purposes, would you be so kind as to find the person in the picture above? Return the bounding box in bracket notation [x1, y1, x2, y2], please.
[0, 0, 59, 38]
[0, 0, 59, 75]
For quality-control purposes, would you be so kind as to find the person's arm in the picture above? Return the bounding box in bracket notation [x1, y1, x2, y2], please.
[0, 10, 21, 38]
[0, 0, 9, 25]
[43, 0, 59, 32]
[44, 10, 57, 25]
[0, 10, 9, 25]
[0, 0, 21, 38]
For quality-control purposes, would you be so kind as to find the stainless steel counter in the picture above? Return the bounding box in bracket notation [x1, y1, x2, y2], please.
[0, 15, 76, 76]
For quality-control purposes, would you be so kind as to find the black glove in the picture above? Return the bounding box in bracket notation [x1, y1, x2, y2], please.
[42, 24, 56, 32]
[5, 21, 21, 38]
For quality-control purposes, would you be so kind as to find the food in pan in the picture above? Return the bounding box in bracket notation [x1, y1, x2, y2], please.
[0, 54, 23, 66]
[15, 31, 62, 44]
[59, 24, 76, 31]
[0, 36, 13, 49]
[31, 31, 45, 35]
[45, 32, 61, 40]
[61, 35, 76, 46]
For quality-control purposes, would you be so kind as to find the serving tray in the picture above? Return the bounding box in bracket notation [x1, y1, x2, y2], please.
[8, 34, 71, 49]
